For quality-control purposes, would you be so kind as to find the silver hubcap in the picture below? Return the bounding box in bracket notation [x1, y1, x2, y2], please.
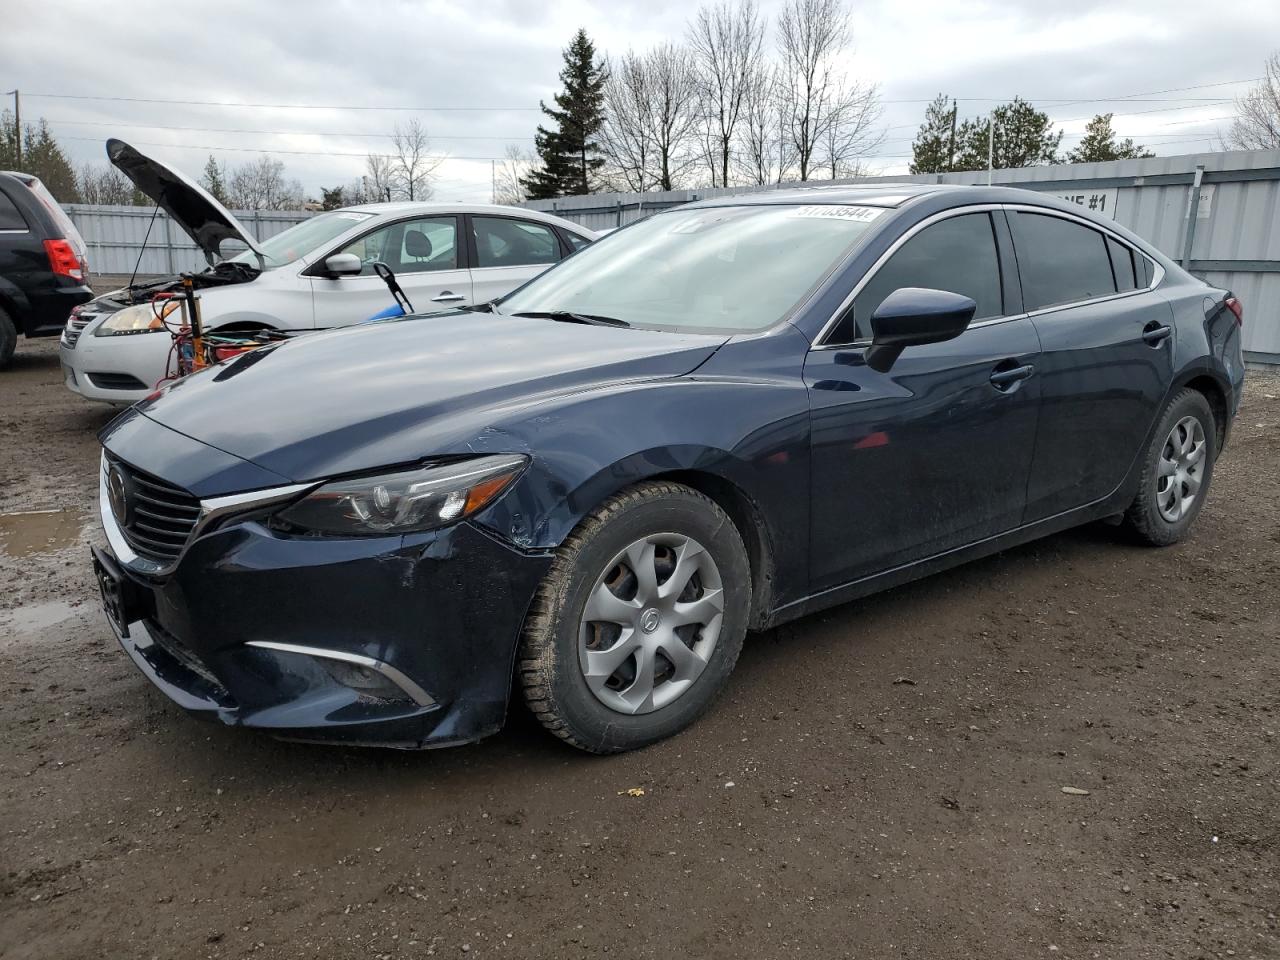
[1156, 415, 1207, 522]
[578, 533, 724, 715]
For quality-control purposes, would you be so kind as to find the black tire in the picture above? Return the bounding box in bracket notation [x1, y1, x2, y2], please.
[1122, 388, 1217, 546]
[519, 481, 751, 754]
[0, 305, 16, 370]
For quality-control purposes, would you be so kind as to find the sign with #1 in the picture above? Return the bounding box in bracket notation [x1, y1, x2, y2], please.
[1043, 188, 1120, 219]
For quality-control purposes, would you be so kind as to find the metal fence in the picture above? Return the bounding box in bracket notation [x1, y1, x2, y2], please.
[62, 204, 316, 276]
[525, 150, 1280, 366]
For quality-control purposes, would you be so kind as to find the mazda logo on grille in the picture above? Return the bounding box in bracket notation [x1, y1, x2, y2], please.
[107, 465, 131, 525]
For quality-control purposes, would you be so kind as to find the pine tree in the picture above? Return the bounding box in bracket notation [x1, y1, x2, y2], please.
[522, 29, 608, 199]
[22, 120, 79, 202]
[1067, 114, 1154, 163]
[201, 155, 229, 205]
[320, 186, 346, 210]
[909, 94, 957, 174]
[954, 98, 1062, 172]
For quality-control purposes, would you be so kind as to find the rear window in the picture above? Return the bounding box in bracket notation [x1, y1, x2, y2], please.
[0, 188, 27, 231]
[1010, 212, 1116, 310]
[24, 177, 87, 258]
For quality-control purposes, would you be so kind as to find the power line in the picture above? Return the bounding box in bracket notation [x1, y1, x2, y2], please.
[23, 92, 540, 111]
[60, 135, 510, 162]
[45, 117, 534, 141]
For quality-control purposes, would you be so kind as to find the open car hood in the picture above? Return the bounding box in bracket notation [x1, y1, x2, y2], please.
[107, 138, 264, 266]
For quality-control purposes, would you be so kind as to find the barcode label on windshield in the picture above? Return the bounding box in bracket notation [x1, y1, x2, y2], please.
[790, 205, 883, 222]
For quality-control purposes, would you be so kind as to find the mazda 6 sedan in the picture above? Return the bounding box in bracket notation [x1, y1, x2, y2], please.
[93, 183, 1245, 753]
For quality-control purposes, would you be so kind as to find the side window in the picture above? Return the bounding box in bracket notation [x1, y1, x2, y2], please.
[1011, 212, 1117, 310]
[839, 212, 1003, 342]
[335, 217, 457, 276]
[1106, 236, 1138, 292]
[0, 190, 27, 231]
[473, 217, 561, 268]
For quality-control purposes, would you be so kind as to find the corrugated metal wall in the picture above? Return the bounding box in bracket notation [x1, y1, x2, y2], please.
[525, 150, 1280, 364]
[62, 204, 315, 276]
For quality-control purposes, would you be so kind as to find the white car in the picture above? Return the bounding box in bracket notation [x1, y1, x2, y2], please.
[60, 140, 596, 404]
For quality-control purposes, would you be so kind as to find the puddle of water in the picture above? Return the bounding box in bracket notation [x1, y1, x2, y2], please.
[0, 509, 86, 559]
[1, 599, 79, 638]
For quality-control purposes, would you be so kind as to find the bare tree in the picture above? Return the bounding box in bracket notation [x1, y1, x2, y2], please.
[389, 119, 443, 201]
[76, 163, 133, 205]
[775, 0, 880, 181]
[226, 156, 305, 210]
[645, 43, 701, 189]
[1225, 52, 1280, 149]
[600, 50, 656, 192]
[688, 0, 766, 188]
[493, 144, 532, 205]
[735, 63, 790, 184]
[819, 79, 884, 179]
[363, 153, 396, 202]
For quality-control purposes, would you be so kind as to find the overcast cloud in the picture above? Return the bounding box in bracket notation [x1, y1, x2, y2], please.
[2, 0, 1277, 202]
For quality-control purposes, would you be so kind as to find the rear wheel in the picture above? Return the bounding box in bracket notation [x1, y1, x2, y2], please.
[1122, 388, 1216, 546]
[0, 306, 16, 369]
[519, 481, 750, 754]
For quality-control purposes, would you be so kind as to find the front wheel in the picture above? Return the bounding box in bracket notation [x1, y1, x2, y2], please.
[1122, 388, 1217, 546]
[519, 481, 751, 754]
[0, 306, 17, 369]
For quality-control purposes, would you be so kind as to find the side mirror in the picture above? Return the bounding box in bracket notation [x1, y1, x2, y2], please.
[865, 287, 976, 373]
[323, 253, 363, 277]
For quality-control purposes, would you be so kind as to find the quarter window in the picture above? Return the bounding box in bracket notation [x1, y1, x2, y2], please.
[564, 231, 591, 252]
[0, 190, 27, 230]
[473, 217, 561, 268]
[1010, 212, 1117, 310]
[335, 217, 458, 276]
[1106, 236, 1138, 292]
[839, 212, 1003, 342]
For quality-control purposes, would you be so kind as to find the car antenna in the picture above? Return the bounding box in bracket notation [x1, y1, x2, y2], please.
[127, 203, 161, 292]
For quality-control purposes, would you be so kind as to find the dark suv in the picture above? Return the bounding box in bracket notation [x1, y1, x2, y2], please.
[0, 171, 94, 367]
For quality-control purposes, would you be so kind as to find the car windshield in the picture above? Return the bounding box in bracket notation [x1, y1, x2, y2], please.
[499, 203, 884, 333]
[228, 210, 375, 269]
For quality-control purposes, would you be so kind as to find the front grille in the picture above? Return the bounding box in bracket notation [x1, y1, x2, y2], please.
[108, 457, 202, 565]
[62, 310, 98, 348]
[87, 372, 148, 391]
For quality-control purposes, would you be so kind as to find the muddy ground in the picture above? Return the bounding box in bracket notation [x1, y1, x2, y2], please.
[1, 334, 1277, 960]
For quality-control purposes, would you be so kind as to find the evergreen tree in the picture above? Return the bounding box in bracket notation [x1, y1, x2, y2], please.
[1067, 113, 1154, 163]
[954, 98, 1062, 172]
[522, 29, 608, 199]
[320, 186, 346, 210]
[201, 154, 230, 205]
[909, 94, 957, 174]
[0, 115, 79, 201]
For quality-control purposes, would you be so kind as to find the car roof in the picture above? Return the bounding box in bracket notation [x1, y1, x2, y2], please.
[336, 201, 596, 235]
[690, 182, 945, 209]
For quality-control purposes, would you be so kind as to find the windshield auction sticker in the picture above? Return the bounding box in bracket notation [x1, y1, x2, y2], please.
[790, 205, 884, 222]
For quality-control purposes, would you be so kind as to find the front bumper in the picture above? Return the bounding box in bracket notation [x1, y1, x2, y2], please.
[97, 460, 553, 748]
[60, 326, 173, 404]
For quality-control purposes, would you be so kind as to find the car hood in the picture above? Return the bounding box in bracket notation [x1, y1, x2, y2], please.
[136, 312, 728, 482]
[107, 138, 264, 266]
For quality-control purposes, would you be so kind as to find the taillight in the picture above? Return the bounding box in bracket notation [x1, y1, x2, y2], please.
[43, 238, 84, 281]
[1225, 296, 1243, 327]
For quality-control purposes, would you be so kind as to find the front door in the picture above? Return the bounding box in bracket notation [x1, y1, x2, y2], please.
[310, 215, 472, 327]
[805, 210, 1042, 591]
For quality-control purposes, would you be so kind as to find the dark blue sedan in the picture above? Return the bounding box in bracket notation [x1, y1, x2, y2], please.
[93, 184, 1245, 753]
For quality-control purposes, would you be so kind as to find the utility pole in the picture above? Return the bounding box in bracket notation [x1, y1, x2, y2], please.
[986, 113, 995, 186]
[491, 159, 496, 204]
[947, 98, 957, 173]
[7, 89, 19, 168]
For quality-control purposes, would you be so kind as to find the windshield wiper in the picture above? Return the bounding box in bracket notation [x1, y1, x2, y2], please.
[511, 310, 630, 328]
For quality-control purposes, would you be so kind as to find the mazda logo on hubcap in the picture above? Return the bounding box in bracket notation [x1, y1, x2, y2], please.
[640, 608, 662, 633]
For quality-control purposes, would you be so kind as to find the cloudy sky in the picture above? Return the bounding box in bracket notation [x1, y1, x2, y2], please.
[3, 0, 1277, 203]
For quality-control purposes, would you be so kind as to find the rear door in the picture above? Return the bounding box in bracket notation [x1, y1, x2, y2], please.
[1007, 208, 1175, 521]
[804, 208, 1042, 590]
[467, 215, 566, 304]
[309, 215, 471, 327]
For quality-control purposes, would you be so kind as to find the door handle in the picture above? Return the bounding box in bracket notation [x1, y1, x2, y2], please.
[431, 292, 465, 303]
[989, 362, 1035, 390]
[1142, 322, 1173, 345]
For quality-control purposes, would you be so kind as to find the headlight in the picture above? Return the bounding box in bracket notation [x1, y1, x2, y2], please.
[95, 300, 181, 336]
[274, 455, 528, 536]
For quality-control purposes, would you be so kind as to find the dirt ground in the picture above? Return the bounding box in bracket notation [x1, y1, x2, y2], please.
[1, 334, 1277, 960]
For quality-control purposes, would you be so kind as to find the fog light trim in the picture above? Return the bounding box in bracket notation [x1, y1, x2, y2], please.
[245, 640, 436, 707]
